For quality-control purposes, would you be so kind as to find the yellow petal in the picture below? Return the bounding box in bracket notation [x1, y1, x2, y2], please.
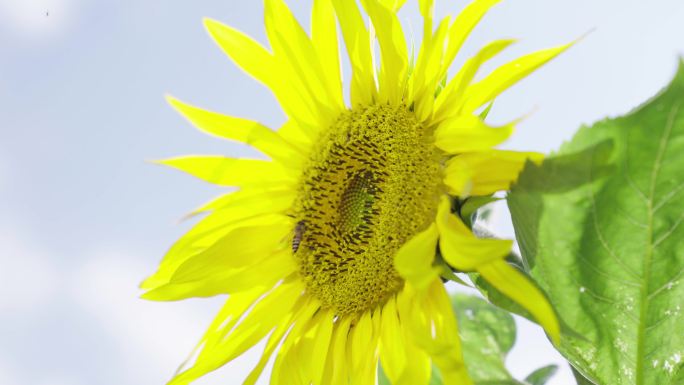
[380, 297, 431, 385]
[418, 0, 434, 20]
[352, 311, 381, 384]
[379, 0, 408, 11]
[444, 150, 543, 196]
[275, 344, 305, 385]
[394, 288, 432, 383]
[329, 317, 352, 385]
[169, 222, 292, 281]
[411, 17, 451, 121]
[397, 281, 471, 384]
[394, 223, 441, 290]
[433, 39, 515, 122]
[308, 309, 336, 384]
[320, 342, 336, 385]
[332, 0, 377, 105]
[142, 250, 297, 300]
[436, 196, 512, 271]
[271, 300, 322, 384]
[416, 0, 434, 68]
[346, 310, 380, 384]
[394, 335, 431, 385]
[462, 42, 573, 113]
[204, 282, 302, 355]
[166, 96, 305, 166]
[312, 0, 344, 108]
[169, 281, 304, 385]
[265, 0, 343, 118]
[442, 0, 502, 77]
[155, 156, 297, 187]
[140, 213, 294, 290]
[423, 280, 472, 385]
[478, 259, 561, 345]
[277, 119, 313, 151]
[243, 310, 297, 385]
[362, 0, 408, 103]
[187, 186, 291, 216]
[203, 18, 325, 137]
[204, 18, 275, 86]
[349, 311, 374, 373]
[206, 291, 268, 351]
[379, 296, 407, 383]
[284, 309, 335, 384]
[292, 335, 317, 382]
[434, 114, 515, 154]
[142, 212, 293, 290]
[170, 287, 266, 379]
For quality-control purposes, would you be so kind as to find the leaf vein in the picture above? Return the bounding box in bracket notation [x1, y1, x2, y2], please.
[636, 103, 680, 385]
[654, 179, 684, 213]
[645, 312, 673, 333]
[587, 187, 641, 280]
[653, 210, 684, 248]
[574, 283, 639, 323]
[647, 268, 684, 300]
[623, 148, 650, 204]
[617, 207, 649, 229]
[575, 253, 640, 287]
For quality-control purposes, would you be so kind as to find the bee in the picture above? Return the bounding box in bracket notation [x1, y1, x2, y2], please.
[292, 220, 306, 253]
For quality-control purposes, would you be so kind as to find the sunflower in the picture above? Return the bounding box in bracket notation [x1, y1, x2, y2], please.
[143, 0, 567, 383]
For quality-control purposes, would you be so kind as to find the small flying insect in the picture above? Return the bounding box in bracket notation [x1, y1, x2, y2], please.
[292, 220, 306, 253]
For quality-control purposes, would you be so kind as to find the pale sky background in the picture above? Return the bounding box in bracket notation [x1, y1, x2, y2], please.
[1, 0, 684, 384]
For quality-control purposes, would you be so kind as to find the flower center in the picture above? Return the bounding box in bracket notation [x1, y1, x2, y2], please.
[292, 104, 442, 315]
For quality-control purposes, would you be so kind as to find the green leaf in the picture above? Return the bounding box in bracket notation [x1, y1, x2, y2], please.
[508, 60, 684, 385]
[460, 195, 501, 227]
[571, 367, 597, 385]
[524, 365, 558, 385]
[438, 258, 471, 286]
[671, 365, 684, 384]
[430, 366, 444, 385]
[452, 295, 522, 385]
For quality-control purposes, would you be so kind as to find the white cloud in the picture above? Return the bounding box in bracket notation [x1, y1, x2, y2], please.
[0, 228, 59, 313]
[70, 253, 270, 384]
[0, 0, 79, 39]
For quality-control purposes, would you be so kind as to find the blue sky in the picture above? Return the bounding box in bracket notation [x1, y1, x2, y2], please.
[1, 0, 683, 384]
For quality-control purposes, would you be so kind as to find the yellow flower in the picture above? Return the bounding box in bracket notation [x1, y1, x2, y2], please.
[143, 0, 567, 384]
